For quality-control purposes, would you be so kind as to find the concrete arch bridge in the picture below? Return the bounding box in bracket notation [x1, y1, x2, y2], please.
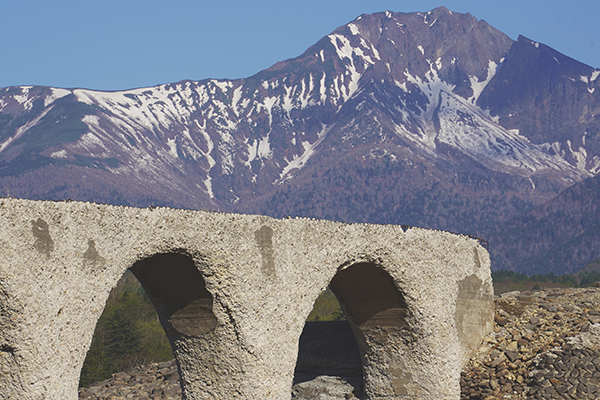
[0, 199, 493, 399]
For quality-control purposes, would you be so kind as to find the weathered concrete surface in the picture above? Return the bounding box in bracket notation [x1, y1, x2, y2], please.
[0, 198, 493, 400]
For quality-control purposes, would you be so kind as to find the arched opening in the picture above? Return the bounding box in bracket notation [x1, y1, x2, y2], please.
[79, 271, 174, 389]
[79, 252, 215, 399]
[329, 262, 408, 331]
[293, 262, 409, 399]
[129, 253, 217, 339]
[293, 288, 363, 399]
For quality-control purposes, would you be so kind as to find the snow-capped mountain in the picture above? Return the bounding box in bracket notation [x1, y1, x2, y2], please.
[1, 7, 599, 271]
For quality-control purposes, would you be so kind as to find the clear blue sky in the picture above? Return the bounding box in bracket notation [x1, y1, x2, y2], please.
[1, 0, 598, 91]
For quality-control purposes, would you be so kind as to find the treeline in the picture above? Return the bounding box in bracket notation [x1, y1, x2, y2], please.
[306, 288, 345, 322]
[79, 273, 172, 387]
[492, 269, 600, 289]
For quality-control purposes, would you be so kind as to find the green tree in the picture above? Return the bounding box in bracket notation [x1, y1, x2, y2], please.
[80, 272, 173, 387]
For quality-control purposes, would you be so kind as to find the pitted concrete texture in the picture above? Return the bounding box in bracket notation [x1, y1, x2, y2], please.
[0, 198, 494, 400]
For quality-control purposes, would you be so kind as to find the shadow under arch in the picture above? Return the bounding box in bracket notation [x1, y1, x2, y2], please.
[294, 262, 410, 399]
[129, 252, 217, 339]
[330, 262, 408, 331]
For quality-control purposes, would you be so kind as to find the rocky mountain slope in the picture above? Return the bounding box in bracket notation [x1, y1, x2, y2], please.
[1, 7, 599, 271]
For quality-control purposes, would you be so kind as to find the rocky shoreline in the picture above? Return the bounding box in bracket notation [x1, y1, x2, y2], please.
[78, 360, 182, 400]
[79, 285, 600, 400]
[461, 285, 600, 400]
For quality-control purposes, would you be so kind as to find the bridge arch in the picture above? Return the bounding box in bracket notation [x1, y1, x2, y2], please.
[0, 198, 493, 400]
[80, 250, 219, 395]
[295, 260, 414, 398]
[330, 262, 408, 332]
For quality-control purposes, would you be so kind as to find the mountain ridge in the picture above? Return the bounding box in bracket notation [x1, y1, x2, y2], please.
[1, 7, 599, 273]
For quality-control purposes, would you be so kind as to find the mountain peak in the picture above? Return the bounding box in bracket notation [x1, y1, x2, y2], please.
[478, 32, 599, 150]
[0, 9, 599, 278]
[427, 5, 456, 18]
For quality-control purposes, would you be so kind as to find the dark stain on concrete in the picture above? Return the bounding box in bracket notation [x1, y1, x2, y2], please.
[390, 367, 412, 396]
[455, 274, 493, 352]
[473, 247, 482, 270]
[84, 239, 105, 266]
[254, 225, 275, 276]
[31, 218, 53, 257]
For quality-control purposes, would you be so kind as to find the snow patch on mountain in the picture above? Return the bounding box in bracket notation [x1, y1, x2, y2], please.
[567, 140, 588, 171]
[330, 33, 380, 66]
[258, 136, 272, 160]
[74, 83, 205, 133]
[217, 132, 236, 175]
[469, 60, 498, 103]
[76, 131, 109, 158]
[203, 176, 214, 199]
[193, 123, 217, 198]
[12, 86, 36, 111]
[81, 114, 138, 153]
[278, 124, 331, 183]
[327, 32, 381, 103]
[0, 105, 54, 153]
[590, 157, 600, 175]
[348, 23, 360, 36]
[394, 80, 408, 92]
[245, 139, 258, 166]
[231, 86, 244, 116]
[213, 80, 232, 93]
[51, 150, 68, 159]
[44, 88, 70, 107]
[167, 138, 178, 158]
[507, 129, 530, 143]
[319, 73, 327, 103]
[406, 62, 457, 112]
[436, 92, 589, 178]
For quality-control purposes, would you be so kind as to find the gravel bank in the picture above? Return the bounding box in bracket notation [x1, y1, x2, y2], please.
[461, 285, 600, 400]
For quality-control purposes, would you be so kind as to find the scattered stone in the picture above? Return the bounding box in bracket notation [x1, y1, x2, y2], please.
[292, 376, 356, 400]
[78, 360, 182, 400]
[505, 351, 520, 362]
[495, 315, 508, 326]
[461, 287, 600, 400]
